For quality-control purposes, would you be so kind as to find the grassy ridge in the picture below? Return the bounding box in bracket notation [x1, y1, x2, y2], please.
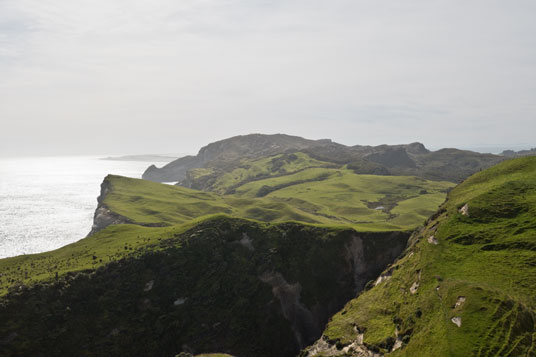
[0, 222, 189, 296]
[104, 170, 453, 232]
[306, 157, 536, 356]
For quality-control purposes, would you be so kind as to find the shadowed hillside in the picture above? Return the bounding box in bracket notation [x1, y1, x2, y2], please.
[0, 218, 408, 356]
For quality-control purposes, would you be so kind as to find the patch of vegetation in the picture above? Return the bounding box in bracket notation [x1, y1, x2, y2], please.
[256, 172, 331, 197]
[305, 157, 536, 356]
[347, 160, 391, 175]
[205, 152, 339, 194]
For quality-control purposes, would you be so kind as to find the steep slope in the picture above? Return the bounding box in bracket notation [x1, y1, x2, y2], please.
[142, 134, 503, 185]
[0, 217, 408, 356]
[303, 156, 536, 356]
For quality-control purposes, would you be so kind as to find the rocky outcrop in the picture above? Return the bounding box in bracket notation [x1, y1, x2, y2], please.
[303, 336, 380, 357]
[87, 177, 131, 236]
[87, 176, 164, 236]
[88, 205, 132, 236]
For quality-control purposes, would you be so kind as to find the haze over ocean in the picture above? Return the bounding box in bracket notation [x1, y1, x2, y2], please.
[0, 156, 168, 258]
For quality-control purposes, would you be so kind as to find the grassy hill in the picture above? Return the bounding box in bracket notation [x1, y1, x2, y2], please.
[303, 156, 536, 356]
[94, 169, 453, 234]
[182, 152, 338, 194]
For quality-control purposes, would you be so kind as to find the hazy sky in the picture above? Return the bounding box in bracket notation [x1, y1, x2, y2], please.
[1, 0, 535, 156]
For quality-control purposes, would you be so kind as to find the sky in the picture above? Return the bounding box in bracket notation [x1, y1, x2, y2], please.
[1, 0, 535, 156]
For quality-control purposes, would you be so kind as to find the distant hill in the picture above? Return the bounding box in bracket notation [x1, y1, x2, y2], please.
[100, 154, 179, 162]
[501, 148, 536, 158]
[142, 134, 503, 185]
[142, 134, 332, 182]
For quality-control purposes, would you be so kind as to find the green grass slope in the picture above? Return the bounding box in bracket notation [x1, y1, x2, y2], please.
[98, 169, 453, 233]
[185, 152, 338, 194]
[303, 156, 536, 356]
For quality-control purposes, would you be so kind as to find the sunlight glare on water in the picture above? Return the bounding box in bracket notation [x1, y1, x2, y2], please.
[0, 156, 164, 258]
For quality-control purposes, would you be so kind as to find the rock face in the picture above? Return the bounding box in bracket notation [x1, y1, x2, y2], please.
[87, 178, 131, 236]
[0, 218, 409, 357]
[142, 134, 503, 185]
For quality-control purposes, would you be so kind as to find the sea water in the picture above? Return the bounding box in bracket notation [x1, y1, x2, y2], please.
[0, 156, 166, 259]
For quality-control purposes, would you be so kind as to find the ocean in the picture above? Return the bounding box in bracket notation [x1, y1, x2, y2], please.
[0, 156, 168, 259]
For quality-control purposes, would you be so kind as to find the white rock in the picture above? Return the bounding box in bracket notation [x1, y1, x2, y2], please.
[451, 316, 462, 327]
[239, 233, 255, 251]
[455, 296, 466, 308]
[143, 280, 154, 292]
[392, 338, 403, 352]
[174, 297, 187, 306]
[410, 281, 419, 294]
[459, 204, 469, 216]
